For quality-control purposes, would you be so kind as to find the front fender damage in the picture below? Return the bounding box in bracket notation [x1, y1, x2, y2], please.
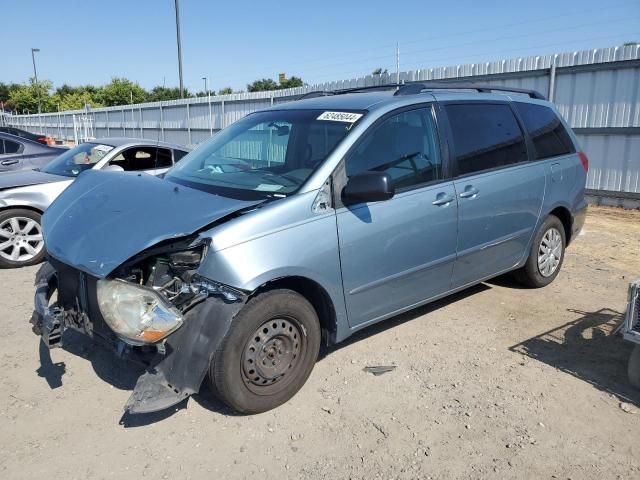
[125, 295, 245, 414]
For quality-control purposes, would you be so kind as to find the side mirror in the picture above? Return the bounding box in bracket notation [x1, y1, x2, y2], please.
[102, 164, 124, 172]
[343, 171, 395, 203]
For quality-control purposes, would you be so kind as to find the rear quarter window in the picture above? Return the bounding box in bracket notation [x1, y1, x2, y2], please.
[513, 102, 575, 160]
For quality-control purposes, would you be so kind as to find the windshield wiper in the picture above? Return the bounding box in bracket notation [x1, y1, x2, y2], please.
[259, 172, 299, 187]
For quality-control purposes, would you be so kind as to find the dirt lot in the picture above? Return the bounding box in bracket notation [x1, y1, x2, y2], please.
[1, 206, 639, 480]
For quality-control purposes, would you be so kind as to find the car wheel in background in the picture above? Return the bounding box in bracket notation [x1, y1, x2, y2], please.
[628, 344, 640, 390]
[0, 209, 46, 269]
[209, 289, 321, 414]
[514, 214, 566, 288]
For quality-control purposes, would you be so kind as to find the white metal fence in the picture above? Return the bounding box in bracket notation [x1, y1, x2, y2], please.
[3, 44, 639, 194]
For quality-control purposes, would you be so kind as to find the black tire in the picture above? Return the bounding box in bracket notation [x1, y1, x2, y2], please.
[209, 289, 321, 414]
[0, 209, 46, 269]
[514, 214, 566, 288]
[628, 344, 640, 390]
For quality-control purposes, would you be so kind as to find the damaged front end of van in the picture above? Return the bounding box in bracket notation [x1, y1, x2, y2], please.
[30, 170, 260, 413]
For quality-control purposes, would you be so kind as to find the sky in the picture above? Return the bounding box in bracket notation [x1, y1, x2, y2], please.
[1, 0, 639, 94]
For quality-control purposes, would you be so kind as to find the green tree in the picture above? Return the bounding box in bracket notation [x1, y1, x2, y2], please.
[51, 91, 103, 111]
[279, 76, 304, 89]
[372, 68, 388, 75]
[7, 78, 54, 113]
[99, 77, 147, 106]
[217, 87, 233, 95]
[247, 78, 279, 92]
[247, 76, 305, 92]
[146, 86, 190, 102]
[0, 82, 21, 105]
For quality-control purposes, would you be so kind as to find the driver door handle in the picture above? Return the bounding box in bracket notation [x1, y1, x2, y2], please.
[1, 159, 19, 166]
[432, 194, 455, 206]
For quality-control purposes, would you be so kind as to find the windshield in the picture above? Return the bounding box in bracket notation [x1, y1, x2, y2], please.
[165, 109, 364, 199]
[41, 142, 114, 177]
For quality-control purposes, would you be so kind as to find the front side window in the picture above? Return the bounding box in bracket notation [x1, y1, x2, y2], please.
[445, 103, 528, 176]
[166, 109, 362, 199]
[41, 143, 114, 177]
[513, 102, 574, 159]
[346, 107, 442, 189]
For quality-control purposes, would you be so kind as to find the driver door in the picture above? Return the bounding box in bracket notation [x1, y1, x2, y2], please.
[335, 105, 458, 328]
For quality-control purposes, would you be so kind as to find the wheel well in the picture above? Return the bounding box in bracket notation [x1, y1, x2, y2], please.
[549, 206, 572, 244]
[250, 276, 337, 345]
[0, 205, 43, 216]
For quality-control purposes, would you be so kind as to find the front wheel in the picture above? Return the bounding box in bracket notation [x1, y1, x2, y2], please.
[514, 214, 566, 288]
[0, 209, 46, 269]
[209, 289, 321, 414]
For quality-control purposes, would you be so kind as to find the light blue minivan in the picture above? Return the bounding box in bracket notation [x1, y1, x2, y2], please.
[32, 83, 588, 415]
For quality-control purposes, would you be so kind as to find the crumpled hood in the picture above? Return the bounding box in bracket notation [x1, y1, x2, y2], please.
[43, 170, 260, 278]
[0, 169, 66, 191]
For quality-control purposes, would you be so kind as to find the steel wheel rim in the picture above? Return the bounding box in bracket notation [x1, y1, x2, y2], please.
[242, 317, 305, 395]
[0, 216, 44, 263]
[537, 227, 562, 277]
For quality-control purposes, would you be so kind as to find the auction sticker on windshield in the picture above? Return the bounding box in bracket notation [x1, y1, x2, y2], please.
[317, 111, 363, 123]
[93, 144, 114, 152]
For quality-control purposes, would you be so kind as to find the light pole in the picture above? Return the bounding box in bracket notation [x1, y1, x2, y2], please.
[203, 76, 213, 136]
[174, 0, 184, 98]
[31, 48, 41, 114]
[202, 77, 208, 96]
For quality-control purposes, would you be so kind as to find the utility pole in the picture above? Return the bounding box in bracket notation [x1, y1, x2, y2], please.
[31, 48, 41, 114]
[174, 0, 185, 98]
[396, 42, 400, 86]
[203, 76, 213, 136]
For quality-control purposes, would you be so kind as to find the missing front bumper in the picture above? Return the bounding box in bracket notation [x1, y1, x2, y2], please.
[31, 261, 246, 414]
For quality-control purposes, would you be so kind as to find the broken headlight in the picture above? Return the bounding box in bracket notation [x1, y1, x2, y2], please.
[96, 279, 183, 344]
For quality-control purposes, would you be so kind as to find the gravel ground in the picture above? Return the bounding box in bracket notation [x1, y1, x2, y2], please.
[1, 206, 639, 480]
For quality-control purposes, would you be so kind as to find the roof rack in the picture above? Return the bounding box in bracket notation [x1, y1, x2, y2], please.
[296, 82, 546, 101]
[394, 82, 546, 99]
[297, 84, 402, 100]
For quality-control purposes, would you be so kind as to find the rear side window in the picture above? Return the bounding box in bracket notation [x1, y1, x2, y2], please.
[156, 148, 173, 168]
[2, 139, 21, 154]
[445, 103, 528, 176]
[514, 102, 574, 159]
[173, 149, 189, 162]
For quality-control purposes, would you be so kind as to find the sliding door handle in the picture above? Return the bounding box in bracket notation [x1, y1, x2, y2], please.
[459, 187, 479, 198]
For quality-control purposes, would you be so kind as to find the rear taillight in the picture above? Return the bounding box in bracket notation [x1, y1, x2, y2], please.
[36, 136, 47, 144]
[577, 151, 589, 172]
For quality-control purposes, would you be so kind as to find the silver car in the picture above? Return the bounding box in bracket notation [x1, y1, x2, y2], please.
[0, 138, 189, 268]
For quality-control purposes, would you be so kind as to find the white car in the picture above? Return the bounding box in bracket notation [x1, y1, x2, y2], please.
[0, 138, 190, 268]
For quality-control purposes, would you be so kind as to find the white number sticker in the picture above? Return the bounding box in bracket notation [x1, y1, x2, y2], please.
[93, 144, 114, 153]
[317, 111, 363, 123]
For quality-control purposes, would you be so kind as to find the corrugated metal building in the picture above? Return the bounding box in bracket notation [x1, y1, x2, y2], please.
[3, 44, 639, 197]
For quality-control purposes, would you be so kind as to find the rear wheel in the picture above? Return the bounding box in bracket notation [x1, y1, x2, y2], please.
[514, 214, 566, 288]
[0, 209, 46, 269]
[209, 289, 321, 414]
[628, 344, 640, 390]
